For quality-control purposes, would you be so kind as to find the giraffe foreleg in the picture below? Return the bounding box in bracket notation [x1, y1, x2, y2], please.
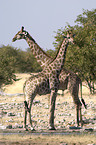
[28, 104, 35, 131]
[49, 89, 57, 130]
[28, 95, 36, 131]
[62, 90, 64, 96]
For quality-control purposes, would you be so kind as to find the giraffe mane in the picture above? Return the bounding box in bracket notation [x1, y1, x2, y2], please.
[22, 26, 52, 59]
[51, 37, 65, 63]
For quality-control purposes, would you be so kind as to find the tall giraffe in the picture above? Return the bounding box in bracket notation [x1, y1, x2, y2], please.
[12, 27, 86, 127]
[13, 30, 74, 130]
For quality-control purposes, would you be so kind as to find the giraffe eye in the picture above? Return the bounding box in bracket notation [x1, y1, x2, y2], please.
[17, 34, 22, 39]
[25, 32, 28, 35]
[19, 33, 23, 36]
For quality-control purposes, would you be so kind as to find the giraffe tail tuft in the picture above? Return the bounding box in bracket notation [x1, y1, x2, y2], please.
[81, 98, 87, 109]
[80, 81, 87, 109]
[24, 101, 30, 113]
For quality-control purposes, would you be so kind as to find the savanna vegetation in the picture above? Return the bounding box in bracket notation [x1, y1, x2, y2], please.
[0, 9, 96, 94]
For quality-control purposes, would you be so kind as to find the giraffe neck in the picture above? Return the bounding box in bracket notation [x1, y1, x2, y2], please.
[25, 34, 52, 68]
[50, 38, 69, 73]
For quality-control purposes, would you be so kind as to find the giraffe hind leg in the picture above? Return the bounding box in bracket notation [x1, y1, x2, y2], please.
[28, 105, 35, 131]
[24, 109, 28, 131]
[79, 106, 83, 127]
[49, 89, 57, 130]
[76, 105, 80, 127]
[24, 100, 31, 131]
[77, 105, 83, 127]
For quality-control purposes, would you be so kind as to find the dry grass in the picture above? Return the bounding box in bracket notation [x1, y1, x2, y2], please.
[2, 73, 31, 94]
[0, 73, 96, 144]
[2, 73, 91, 96]
[1, 73, 96, 126]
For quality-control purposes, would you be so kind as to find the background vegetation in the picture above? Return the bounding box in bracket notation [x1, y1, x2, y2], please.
[53, 9, 96, 93]
[0, 9, 96, 93]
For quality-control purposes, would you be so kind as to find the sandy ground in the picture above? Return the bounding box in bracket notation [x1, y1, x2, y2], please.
[0, 73, 96, 144]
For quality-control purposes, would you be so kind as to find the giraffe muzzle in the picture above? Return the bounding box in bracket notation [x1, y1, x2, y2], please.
[12, 38, 16, 42]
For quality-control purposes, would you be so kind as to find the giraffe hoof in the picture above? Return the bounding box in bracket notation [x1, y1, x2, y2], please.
[24, 128, 28, 131]
[49, 127, 56, 130]
[30, 127, 35, 131]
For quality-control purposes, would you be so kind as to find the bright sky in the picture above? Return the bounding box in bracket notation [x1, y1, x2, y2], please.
[0, 0, 96, 51]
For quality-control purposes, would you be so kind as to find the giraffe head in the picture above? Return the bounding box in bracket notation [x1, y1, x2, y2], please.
[63, 30, 75, 43]
[12, 26, 26, 42]
[12, 26, 35, 42]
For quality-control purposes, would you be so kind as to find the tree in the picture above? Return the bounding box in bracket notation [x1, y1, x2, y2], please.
[0, 45, 42, 88]
[23, 48, 42, 73]
[53, 9, 96, 93]
[46, 49, 56, 58]
[0, 45, 17, 87]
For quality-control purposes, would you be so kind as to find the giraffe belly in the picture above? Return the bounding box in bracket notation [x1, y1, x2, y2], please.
[37, 80, 51, 95]
[59, 76, 68, 90]
[25, 76, 51, 97]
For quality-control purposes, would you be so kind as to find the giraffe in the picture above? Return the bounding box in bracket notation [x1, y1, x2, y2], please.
[12, 27, 87, 127]
[13, 29, 74, 130]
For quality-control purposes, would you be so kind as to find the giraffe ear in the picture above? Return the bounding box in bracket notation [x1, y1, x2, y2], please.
[73, 34, 76, 37]
[67, 30, 73, 37]
[62, 36, 67, 39]
[21, 26, 24, 32]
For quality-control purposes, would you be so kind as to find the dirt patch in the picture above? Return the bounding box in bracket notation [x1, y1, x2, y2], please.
[0, 129, 96, 145]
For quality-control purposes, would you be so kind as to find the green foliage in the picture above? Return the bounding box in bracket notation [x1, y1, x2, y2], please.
[1, 9, 96, 92]
[46, 49, 56, 58]
[53, 9, 96, 92]
[17, 49, 42, 73]
[0, 45, 17, 86]
[0, 46, 42, 87]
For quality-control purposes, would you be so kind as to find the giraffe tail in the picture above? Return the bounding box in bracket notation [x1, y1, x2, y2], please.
[81, 98, 87, 109]
[80, 81, 87, 109]
[24, 101, 30, 113]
